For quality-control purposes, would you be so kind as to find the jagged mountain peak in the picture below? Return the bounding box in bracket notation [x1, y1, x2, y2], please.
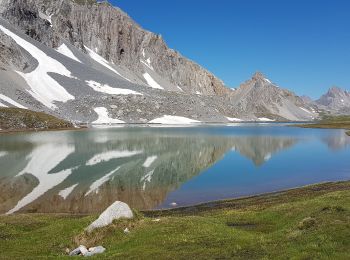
[229, 73, 316, 121]
[252, 71, 265, 80]
[316, 86, 350, 111]
[327, 86, 347, 95]
[0, 0, 320, 123]
[250, 71, 274, 86]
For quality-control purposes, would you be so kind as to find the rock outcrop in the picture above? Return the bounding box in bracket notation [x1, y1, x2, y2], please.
[86, 201, 133, 232]
[0, 0, 229, 95]
[0, 0, 320, 122]
[228, 72, 317, 121]
[316, 86, 350, 112]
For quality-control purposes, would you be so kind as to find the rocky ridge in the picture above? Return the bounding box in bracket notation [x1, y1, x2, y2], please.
[0, 0, 324, 123]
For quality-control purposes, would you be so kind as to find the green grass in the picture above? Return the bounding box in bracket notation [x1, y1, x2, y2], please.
[0, 181, 349, 259]
[296, 115, 350, 132]
[0, 108, 74, 132]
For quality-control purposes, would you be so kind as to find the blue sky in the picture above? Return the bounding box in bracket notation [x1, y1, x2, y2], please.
[111, 0, 349, 98]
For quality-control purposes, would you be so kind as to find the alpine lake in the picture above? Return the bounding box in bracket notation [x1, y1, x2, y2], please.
[1, 123, 350, 215]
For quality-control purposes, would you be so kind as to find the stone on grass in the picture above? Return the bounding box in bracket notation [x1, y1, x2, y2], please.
[69, 245, 105, 257]
[84, 246, 106, 257]
[69, 245, 88, 256]
[123, 227, 130, 234]
[86, 201, 133, 232]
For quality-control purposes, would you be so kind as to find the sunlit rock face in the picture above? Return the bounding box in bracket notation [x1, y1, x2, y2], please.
[316, 87, 350, 113]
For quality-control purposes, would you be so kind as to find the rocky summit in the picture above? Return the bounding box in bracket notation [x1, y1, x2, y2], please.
[316, 86, 350, 114]
[0, 0, 340, 124]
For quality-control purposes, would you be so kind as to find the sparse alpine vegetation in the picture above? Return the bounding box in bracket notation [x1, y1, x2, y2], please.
[0, 108, 74, 132]
[0, 181, 349, 259]
[296, 115, 350, 132]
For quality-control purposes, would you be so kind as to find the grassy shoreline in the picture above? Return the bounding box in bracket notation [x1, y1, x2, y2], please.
[1, 181, 349, 259]
[294, 115, 350, 133]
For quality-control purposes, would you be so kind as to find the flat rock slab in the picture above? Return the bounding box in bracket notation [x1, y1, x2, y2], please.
[86, 201, 133, 232]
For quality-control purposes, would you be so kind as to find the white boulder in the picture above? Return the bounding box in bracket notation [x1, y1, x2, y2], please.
[86, 201, 133, 232]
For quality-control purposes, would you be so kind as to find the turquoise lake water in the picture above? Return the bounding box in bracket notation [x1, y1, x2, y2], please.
[0, 124, 349, 214]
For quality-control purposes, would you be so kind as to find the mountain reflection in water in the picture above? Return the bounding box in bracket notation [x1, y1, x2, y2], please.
[0, 125, 349, 214]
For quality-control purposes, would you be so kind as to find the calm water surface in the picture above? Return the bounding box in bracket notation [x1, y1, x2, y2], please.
[0, 124, 350, 214]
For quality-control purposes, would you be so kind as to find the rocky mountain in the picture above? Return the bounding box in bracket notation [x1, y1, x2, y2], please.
[316, 86, 350, 113]
[0, 0, 318, 123]
[227, 72, 317, 121]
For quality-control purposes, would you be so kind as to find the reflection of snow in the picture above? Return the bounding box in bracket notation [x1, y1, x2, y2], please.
[7, 143, 74, 214]
[58, 183, 78, 200]
[141, 170, 154, 191]
[86, 150, 143, 166]
[142, 156, 157, 168]
[85, 167, 120, 196]
[0, 151, 8, 158]
[264, 153, 272, 161]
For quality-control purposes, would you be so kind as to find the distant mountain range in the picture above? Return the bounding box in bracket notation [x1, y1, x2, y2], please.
[0, 0, 348, 123]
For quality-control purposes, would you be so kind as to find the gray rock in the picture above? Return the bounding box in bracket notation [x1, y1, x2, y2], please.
[0, 0, 229, 95]
[84, 246, 106, 257]
[316, 86, 350, 112]
[0, 0, 328, 122]
[86, 201, 133, 232]
[69, 245, 106, 257]
[69, 245, 88, 256]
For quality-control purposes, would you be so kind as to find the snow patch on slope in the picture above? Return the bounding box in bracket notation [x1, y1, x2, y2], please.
[226, 117, 242, 122]
[86, 80, 141, 95]
[149, 115, 200, 125]
[38, 11, 52, 26]
[299, 107, 312, 114]
[0, 101, 8, 107]
[86, 150, 143, 166]
[140, 58, 154, 70]
[0, 25, 75, 109]
[85, 46, 131, 82]
[0, 94, 27, 109]
[258, 117, 275, 122]
[143, 73, 163, 89]
[92, 107, 125, 124]
[56, 44, 81, 63]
